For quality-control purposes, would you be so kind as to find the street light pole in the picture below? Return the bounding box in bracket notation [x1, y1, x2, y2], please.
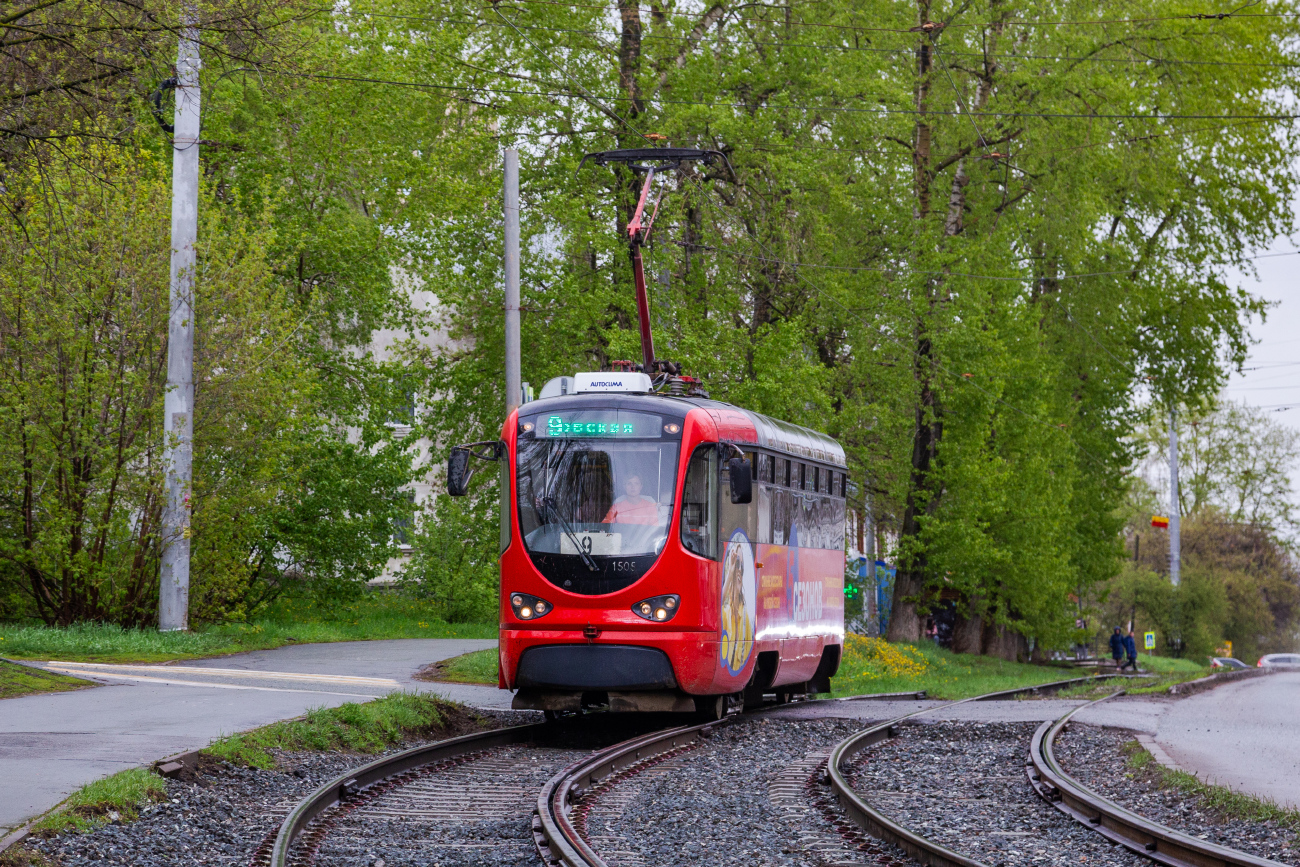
[504, 149, 521, 416]
[1169, 408, 1180, 587]
[159, 14, 200, 631]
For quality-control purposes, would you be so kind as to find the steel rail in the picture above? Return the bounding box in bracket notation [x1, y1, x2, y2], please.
[825, 674, 1132, 867]
[266, 722, 545, 867]
[534, 719, 725, 867]
[1028, 693, 1285, 867]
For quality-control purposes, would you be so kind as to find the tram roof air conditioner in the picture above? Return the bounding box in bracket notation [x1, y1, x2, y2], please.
[572, 371, 653, 394]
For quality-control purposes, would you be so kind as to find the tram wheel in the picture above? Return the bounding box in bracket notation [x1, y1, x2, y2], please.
[693, 695, 726, 722]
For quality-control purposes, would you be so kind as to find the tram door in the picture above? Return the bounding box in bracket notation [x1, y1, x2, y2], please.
[717, 455, 759, 679]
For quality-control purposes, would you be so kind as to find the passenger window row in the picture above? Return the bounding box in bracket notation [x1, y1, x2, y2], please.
[755, 485, 846, 550]
[752, 452, 846, 497]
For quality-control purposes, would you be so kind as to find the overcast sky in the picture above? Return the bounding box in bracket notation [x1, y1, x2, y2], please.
[1222, 216, 1300, 426]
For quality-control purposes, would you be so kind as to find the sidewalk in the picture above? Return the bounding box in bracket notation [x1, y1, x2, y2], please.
[0, 638, 501, 835]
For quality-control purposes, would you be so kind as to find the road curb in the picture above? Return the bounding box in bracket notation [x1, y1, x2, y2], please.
[1167, 668, 1264, 697]
[0, 823, 32, 855]
[1136, 733, 1181, 771]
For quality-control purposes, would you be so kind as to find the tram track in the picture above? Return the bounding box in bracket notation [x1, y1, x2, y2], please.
[828, 685, 1288, 867]
[261, 673, 1281, 867]
[1027, 693, 1284, 867]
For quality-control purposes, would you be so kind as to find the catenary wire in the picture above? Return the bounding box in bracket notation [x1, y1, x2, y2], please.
[459, 0, 1299, 31]
[339, 6, 1300, 69]
[263, 70, 1298, 124]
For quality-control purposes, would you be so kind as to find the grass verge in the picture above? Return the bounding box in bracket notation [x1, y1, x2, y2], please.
[29, 767, 167, 835]
[0, 846, 56, 866]
[0, 593, 495, 663]
[416, 648, 498, 685]
[1125, 740, 1300, 828]
[205, 692, 492, 769]
[1056, 654, 1209, 699]
[830, 635, 1111, 700]
[0, 659, 91, 699]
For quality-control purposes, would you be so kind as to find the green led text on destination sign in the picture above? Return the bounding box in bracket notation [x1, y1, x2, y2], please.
[538, 412, 663, 438]
[545, 416, 637, 437]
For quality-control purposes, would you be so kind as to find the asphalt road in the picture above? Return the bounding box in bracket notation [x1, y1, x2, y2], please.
[0, 638, 501, 835]
[1155, 670, 1300, 808]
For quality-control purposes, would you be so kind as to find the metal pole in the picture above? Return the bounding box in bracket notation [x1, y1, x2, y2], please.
[504, 149, 521, 416]
[159, 12, 200, 632]
[1169, 408, 1180, 587]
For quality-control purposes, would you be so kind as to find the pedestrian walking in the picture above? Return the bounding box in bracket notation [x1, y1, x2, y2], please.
[1109, 626, 1124, 669]
[1123, 629, 1139, 672]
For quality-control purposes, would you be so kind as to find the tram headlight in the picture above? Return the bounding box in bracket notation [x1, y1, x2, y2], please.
[510, 592, 552, 621]
[632, 594, 680, 622]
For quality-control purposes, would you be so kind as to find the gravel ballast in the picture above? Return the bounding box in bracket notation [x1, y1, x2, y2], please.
[584, 716, 919, 867]
[1055, 723, 1299, 865]
[21, 709, 539, 867]
[845, 720, 1148, 867]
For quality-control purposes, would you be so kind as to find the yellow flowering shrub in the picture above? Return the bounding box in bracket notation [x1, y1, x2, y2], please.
[843, 634, 930, 680]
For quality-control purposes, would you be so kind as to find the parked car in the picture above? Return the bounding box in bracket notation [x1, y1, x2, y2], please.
[1256, 653, 1300, 668]
[1210, 657, 1250, 670]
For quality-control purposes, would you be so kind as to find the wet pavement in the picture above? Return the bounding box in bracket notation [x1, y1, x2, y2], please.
[0, 639, 501, 835]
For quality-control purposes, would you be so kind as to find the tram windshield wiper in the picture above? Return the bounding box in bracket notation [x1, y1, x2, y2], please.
[541, 496, 600, 573]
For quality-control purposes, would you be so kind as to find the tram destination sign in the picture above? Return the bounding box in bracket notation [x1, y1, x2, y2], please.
[538, 410, 663, 438]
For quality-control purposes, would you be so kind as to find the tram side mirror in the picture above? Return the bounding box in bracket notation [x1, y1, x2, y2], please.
[728, 457, 752, 504]
[447, 448, 472, 497]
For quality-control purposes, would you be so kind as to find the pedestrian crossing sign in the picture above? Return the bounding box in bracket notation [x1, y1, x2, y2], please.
[1144, 631, 1156, 650]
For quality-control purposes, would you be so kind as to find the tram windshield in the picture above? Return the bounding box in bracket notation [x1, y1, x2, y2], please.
[516, 409, 680, 595]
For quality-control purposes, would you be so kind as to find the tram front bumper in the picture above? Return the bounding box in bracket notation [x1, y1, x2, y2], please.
[516, 643, 677, 691]
[501, 629, 721, 698]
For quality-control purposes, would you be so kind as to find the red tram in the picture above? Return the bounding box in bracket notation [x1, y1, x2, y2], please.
[447, 149, 846, 718]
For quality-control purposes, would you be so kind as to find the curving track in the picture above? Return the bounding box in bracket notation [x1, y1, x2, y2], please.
[260, 675, 1281, 867]
[828, 688, 1288, 867]
[1027, 693, 1284, 867]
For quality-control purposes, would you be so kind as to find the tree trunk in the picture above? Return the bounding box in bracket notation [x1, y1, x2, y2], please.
[887, 0, 938, 644]
[951, 609, 983, 654]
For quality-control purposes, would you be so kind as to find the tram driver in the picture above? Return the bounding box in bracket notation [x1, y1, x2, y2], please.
[602, 473, 659, 525]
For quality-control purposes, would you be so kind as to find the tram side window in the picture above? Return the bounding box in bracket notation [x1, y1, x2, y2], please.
[799, 463, 809, 491]
[680, 444, 718, 559]
[758, 454, 775, 484]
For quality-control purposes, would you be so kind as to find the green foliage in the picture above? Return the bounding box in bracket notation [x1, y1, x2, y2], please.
[31, 768, 166, 834]
[258, 0, 1294, 651]
[1105, 510, 1300, 662]
[205, 693, 485, 769]
[6, 0, 1299, 642]
[0, 593, 493, 662]
[400, 487, 501, 624]
[0, 139, 416, 626]
[831, 635, 1093, 700]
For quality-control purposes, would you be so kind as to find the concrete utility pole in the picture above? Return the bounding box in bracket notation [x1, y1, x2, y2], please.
[1169, 408, 1181, 587]
[159, 15, 200, 632]
[504, 148, 521, 416]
